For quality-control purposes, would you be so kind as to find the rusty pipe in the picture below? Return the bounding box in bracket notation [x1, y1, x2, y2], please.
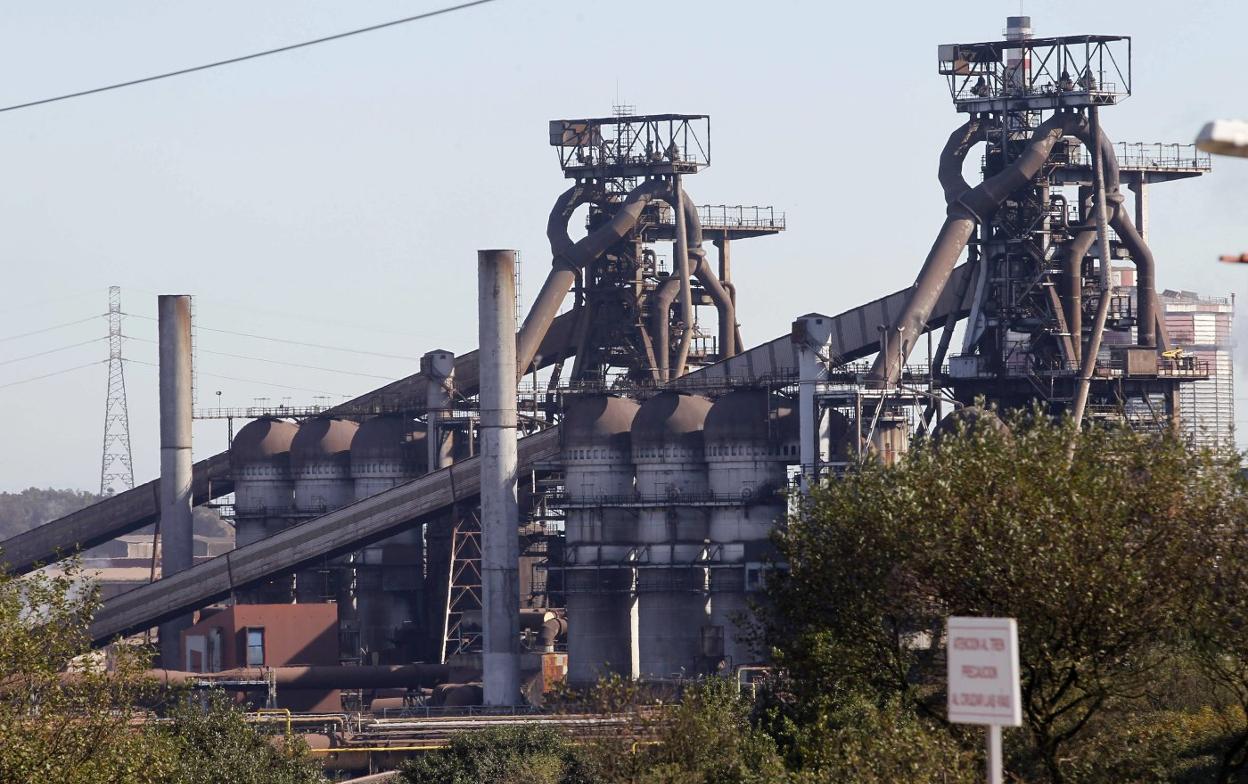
[671, 177, 694, 378]
[868, 113, 1082, 387]
[679, 194, 737, 359]
[143, 664, 451, 689]
[516, 179, 669, 379]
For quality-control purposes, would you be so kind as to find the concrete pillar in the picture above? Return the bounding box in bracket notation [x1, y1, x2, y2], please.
[422, 350, 456, 471]
[157, 295, 194, 668]
[1131, 178, 1149, 244]
[793, 315, 832, 492]
[478, 249, 521, 706]
[715, 237, 732, 287]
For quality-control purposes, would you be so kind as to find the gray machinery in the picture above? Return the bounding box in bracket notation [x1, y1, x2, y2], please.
[869, 17, 1209, 435]
[12, 61, 1214, 690]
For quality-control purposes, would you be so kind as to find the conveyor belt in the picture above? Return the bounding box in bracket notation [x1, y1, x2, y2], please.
[1, 314, 579, 576]
[86, 266, 974, 646]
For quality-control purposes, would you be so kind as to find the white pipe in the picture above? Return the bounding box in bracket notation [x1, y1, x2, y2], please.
[157, 295, 193, 668]
[477, 249, 521, 706]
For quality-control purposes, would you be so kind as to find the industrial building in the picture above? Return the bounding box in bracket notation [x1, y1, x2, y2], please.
[0, 15, 1224, 770]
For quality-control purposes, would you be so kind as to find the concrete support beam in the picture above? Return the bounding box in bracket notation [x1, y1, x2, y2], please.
[793, 314, 833, 493]
[157, 295, 194, 668]
[422, 350, 456, 471]
[477, 249, 521, 706]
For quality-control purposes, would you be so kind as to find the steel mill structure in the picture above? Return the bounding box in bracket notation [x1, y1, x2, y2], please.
[0, 17, 1219, 763]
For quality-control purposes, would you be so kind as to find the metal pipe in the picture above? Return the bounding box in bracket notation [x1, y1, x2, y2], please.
[516, 179, 668, 379]
[144, 664, 450, 689]
[869, 114, 1079, 387]
[671, 177, 694, 379]
[477, 249, 521, 706]
[1070, 107, 1114, 429]
[157, 294, 193, 668]
[1063, 188, 1096, 365]
[680, 196, 736, 359]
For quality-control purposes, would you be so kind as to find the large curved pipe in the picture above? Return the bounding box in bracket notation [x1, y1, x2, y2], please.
[868, 113, 1082, 386]
[516, 178, 670, 379]
[648, 191, 737, 381]
[671, 180, 694, 378]
[1066, 124, 1160, 348]
[680, 195, 737, 360]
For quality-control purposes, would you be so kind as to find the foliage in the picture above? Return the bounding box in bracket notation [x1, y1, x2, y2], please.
[400, 724, 595, 784]
[0, 558, 321, 783]
[764, 412, 1245, 783]
[772, 692, 979, 784]
[154, 691, 323, 784]
[631, 677, 786, 784]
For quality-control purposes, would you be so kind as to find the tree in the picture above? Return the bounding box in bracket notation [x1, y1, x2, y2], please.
[1187, 454, 1248, 783]
[765, 413, 1239, 783]
[0, 558, 323, 784]
[400, 724, 594, 784]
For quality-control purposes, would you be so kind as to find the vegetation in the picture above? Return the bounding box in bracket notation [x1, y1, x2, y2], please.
[764, 412, 1248, 783]
[0, 559, 322, 783]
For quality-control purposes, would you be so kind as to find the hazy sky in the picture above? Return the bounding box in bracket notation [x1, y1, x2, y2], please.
[0, 0, 1244, 492]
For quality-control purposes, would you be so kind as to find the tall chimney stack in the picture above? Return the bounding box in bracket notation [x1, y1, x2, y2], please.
[157, 294, 193, 668]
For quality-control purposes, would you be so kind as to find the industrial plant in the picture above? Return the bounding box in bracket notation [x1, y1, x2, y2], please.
[1, 15, 1230, 775]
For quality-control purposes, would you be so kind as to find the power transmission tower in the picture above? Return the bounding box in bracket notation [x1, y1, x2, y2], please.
[100, 286, 135, 496]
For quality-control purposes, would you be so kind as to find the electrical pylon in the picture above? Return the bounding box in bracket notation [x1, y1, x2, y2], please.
[100, 286, 135, 496]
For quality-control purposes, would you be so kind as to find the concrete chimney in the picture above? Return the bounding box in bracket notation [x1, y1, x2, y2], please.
[157, 295, 193, 668]
[477, 250, 521, 705]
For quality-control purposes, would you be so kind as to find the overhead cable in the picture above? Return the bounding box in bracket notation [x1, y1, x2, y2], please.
[123, 334, 393, 380]
[0, 360, 105, 390]
[0, 314, 103, 343]
[124, 357, 349, 397]
[122, 312, 420, 361]
[0, 335, 107, 366]
[0, 0, 501, 115]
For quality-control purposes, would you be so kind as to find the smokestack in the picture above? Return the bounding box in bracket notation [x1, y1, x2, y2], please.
[422, 350, 456, 471]
[156, 295, 193, 668]
[1004, 15, 1033, 94]
[477, 249, 521, 705]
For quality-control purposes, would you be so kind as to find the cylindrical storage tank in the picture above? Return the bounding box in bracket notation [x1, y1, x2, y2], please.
[349, 416, 428, 663]
[560, 394, 640, 685]
[230, 417, 299, 603]
[290, 417, 359, 604]
[631, 391, 713, 679]
[704, 390, 798, 669]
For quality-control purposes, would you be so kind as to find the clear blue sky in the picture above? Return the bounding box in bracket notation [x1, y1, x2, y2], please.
[0, 0, 1244, 491]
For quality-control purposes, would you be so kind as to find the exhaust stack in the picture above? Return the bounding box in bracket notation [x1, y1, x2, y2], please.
[156, 295, 193, 667]
[477, 249, 521, 706]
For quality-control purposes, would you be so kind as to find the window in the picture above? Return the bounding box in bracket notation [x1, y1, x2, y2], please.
[245, 627, 265, 666]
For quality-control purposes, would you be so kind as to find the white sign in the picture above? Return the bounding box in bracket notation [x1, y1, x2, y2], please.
[946, 616, 1022, 727]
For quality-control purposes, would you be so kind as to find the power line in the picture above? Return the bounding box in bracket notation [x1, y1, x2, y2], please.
[122, 312, 421, 361]
[124, 358, 350, 397]
[0, 314, 103, 343]
[0, 360, 105, 391]
[0, 0, 502, 115]
[123, 334, 393, 380]
[0, 335, 107, 367]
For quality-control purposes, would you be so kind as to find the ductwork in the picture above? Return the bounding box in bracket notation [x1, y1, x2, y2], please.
[868, 110, 1168, 389]
[516, 179, 670, 379]
[649, 192, 738, 382]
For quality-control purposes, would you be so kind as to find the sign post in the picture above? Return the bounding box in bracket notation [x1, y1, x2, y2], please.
[947, 617, 1022, 784]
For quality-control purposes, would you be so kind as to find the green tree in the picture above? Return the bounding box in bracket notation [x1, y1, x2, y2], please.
[400, 724, 594, 784]
[0, 557, 322, 784]
[155, 691, 322, 784]
[765, 414, 1240, 783]
[632, 677, 787, 784]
